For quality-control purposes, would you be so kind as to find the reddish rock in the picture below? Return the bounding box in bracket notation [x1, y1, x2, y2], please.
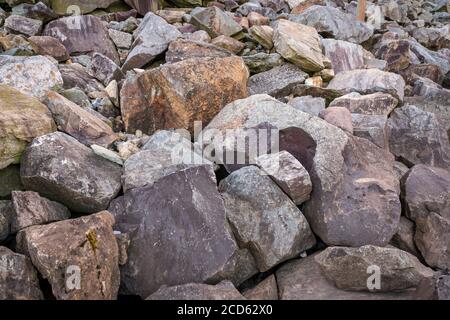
[147, 281, 245, 300]
[319, 107, 353, 133]
[28, 36, 69, 62]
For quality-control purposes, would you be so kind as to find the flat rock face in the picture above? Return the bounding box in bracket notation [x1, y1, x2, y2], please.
[288, 95, 325, 116]
[11, 191, 70, 233]
[273, 19, 324, 72]
[0, 246, 43, 300]
[351, 114, 388, 149]
[109, 165, 238, 298]
[166, 38, 233, 64]
[322, 39, 364, 73]
[50, 0, 118, 15]
[44, 91, 117, 148]
[16, 211, 120, 300]
[315, 246, 434, 292]
[414, 271, 450, 300]
[4, 15, 42, 37]
[122, 12, 181, 71]
[120, 56, 248, 135]
[205, 94, 401, 247]
[28, 36, 69, 62]
[328, 69, 406, 101]
[390, 216, 420, 257]
[0, 85, 56, 170]
[147, 281, 245, 300]
[243, 275, 279, 300]
[387, 106, 450, 169]
[0, 56, 63, 99]
[290, 5, 373, 44]
[43, 15, 119, 64]
[330, 92, 398, 116]
[124, 0, 160, 15]
[191, 7, 243, 38]
[219, 166, 316, 272]
[20, 132, 122, 214]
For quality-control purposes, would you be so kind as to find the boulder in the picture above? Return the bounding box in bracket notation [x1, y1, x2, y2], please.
[351, 114, 388, 149]
[4, 15, 42, 37]
[390, 216, 420, 257]
[147, 281, 245, 300]
[288, 96, 325, 117]
[329, 92, 398, 116]
[376, 40, 414, 72]
[248, 25, 274, 50]
[50, 0, 118, 15]
[414, 271, 450, 300]
[165, 38, 232, 64]
[16, 211, 120, 300]
[219, 166, 316, 271]
[322, 39, 364, 73]
[59, 63, 104, 94]
[319, 107, 353, 133]
[120, 56, 248, 135]
[10, 2, 58, 23]
[20, 132, 122, 213]
[190, 7, 243, 38]
[211, 35, 245, 54]
[243, 275, 278, 300]
[28, 36, 69, 62]
[124, 0, 162, 15]
[0, 85, 56, 170]
[88, 53, 124, 86]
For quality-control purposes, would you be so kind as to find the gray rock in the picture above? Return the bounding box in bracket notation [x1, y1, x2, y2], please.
[322, 39, 364, 73]
[165, 38, 233, 64]
[390, 216, 421, 257]
[287, 96, 325, 117]
[0, 201, 13, 242]
[147, 281, 245, 300]
[351, 114, 388, 149]
[88, 53, 124, 86]
[190, 7, 243, 38]
[243, 53, 284, 74]
[59, 63, 104, 94]
[243, 275, 278, 300]
[414, 270, 450, 300]
[20, 132, 122, 214]
[108, 28, 133, 50]
[4, 15, 42, 37]
[330, 92, 398, 116]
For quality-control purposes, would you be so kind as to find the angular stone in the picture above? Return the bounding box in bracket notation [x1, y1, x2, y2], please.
[124, 0, 162, 15]
[243, 275, 278, 300]
[290, 5, 373, 44]
[120, 56, 248, 135]
[122, 12, 181, 71]
[0, 56, 63, 99]
[43, 15, 119, 64]
[315, 246, 434, 292]
[330, 92, 398, 116]
[319, 107, 353, 133]
[59, 63, 104, 94]
[322, 39, 364, 74]
[165, 38, 232, 64]
[243, 53, 284, 74]
[249, 25, 274, 50]
[248, 64, 308, 98]
[44, 91, 117, 148]
[20, 132, 122, 213]
[414, 271, 450, 300]
[390, 216, 421, 257]
[11, 191, 70, 233]
[351, 114, 388, 149]
[328, 69, 406, 101]
[109, 165, 237, 298]
[16, 211, 120, 300]
[0, 85, 56, 170]
[0, 201, 13, 242]
[256, 151, 312, 205]
[4, 15, 42, 37]
[376, 39, 414, 72]
[288, 95, 325, 116]
[0, 246, 43, 300]
[273, 19, 324, 72]
[211, 35, 244, 53]
[10, 2, 58, 23]
[147, 281, 245, 300]
[108, 29, 133, 50]
[28, 36, 69, 62]
[49, 0, 118, 15]
[219, 166, 316, 272]
[387, 106, 450, 169]
[191, 7, 243, 38]
[88, 53, 124, 86]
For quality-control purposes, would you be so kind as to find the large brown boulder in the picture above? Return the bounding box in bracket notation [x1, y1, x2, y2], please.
[120, 56, 248, 135]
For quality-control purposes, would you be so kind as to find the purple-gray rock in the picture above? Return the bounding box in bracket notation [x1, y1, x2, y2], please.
[88, 53, 124, 86]
[351, 114, 389, 149]
[0, 201, 13, 242]
[329, 92, 398, 116]
[4, 15, 42, 37]
[322, 39, 364, 73]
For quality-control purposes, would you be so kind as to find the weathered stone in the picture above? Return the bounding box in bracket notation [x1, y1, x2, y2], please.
[0, 166, 23, 199]
[91, 145, 123, 166]
[59, 63, 104, 94]
[211, 35, 244, 53]
[166, 38, 232, 63]
[28, 36, 69, 62]
[328, 69, 406, 101]
[147, 281, 245, 300]
[248, 64, 308, 98]
[44, 91, 117, 148]
[89, 53, 124, 86]
[256, 151, 312, 205]
[288, 96, 325, 116]
[315, 246, 434, 292]
[243, 53, 284, 74]
[322, 39, 364, 74]
[109, 165, 237, 298]
[205, 95, 401, 247]
[0, 246, 43, 300]
[20, 132, 122, 213]
[16, 211, 120, 300]
[120, 56, 248, 135]
[122, 12, 181, 71]
[390, 216, 421, 257]
[124, 0, 163, 15]
[351, 114, 388, 149]
[5, 15, 41, 38]
[0, 201, 13, 242]
[376, 40, 414, 72]
[290, 5, 373, 44]
[219, 166, 316, 271]
[329, 92, 398, 116]
[387, 106, 450, 169]
[11, 2, 58, 23]
[414, 271, 450, 300]
[108, 28, 133, 50]
[319, 107, 353, 133]
[243, 275, 278, 300]
[191, 7, 243, 38]
[249, 25, 274, 50]
[50, 0, 118, 15]
[273, 19, 324, 72]
[0, 85, 56, 170]
[43, 15, 119, 64]
[0, 56, 63, 99]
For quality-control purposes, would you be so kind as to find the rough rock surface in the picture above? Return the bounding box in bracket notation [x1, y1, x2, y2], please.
[147, 281, 245, 300]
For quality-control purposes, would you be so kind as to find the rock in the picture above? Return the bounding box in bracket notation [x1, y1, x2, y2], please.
[0, 246, 43, 300]
[219, 166, 316, 272]
[28, 36, 69, 62]
[211, 35, 244, 53]
[414, 271, 450, 300]
[44, 91, 117, 148]
[290, 5, 373, 44]
[120, 56, 248, 135]
[387, 106, 450, 169]
[0, 56, 63, 99]
[16, 211, 120, 300]
[20, 132, 122, 213]
[243, 53, 284, 74]
[249, 25, 274, 50]
[0, 166, 24, 199]
[88, 53, 124, 86]
[248, 64, 308, 98]
[122, 12, 181, 71]
[108, 29, 133, 50]
[156, 9, 185, 24]
[288, 96, 325, 116]
[276, 254, 415, 300]
[11, 2, 58, 23]
[315, 245, 434, 292]
[147, 281, 245, 300]
[109, 165, 238, 298]
[49, 0, 118, 15]
[91, 145, 123, 166]
[4, 14, 42, 37]
[351, 114, 388, 149]
[43, 15, 119, 64]
[256, 151, 312, 205]
[124, 0, 162, 15]
[0, 84, 56, 170]
[11, 191, 70, 233]
[273, 19, 324, 72]
[390, 216, 420, 257]
[59, 63, 104, 94]
[319, 107, 353, 133]
[0, 201, 13, 242]
[205, 95, 401, 247]
[243, 275, 278, 300]
[329, 92, 398, 116]
[328, 69, 406, 101]
[165, 39, 232, 64]
[322, 39, 364, 74]
[191, 7, 243, 38]
[376, 40, 414, 72]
